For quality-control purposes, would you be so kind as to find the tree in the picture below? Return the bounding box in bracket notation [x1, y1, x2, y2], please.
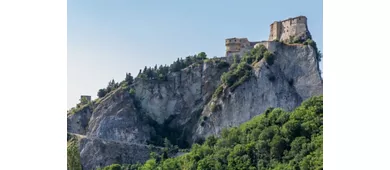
[197, 52, 207, 60]
[107, 79, 116, 92]
[101, 96, 323, 170]
[143, 66, 147, 74]
[67, 139, 82, 170]
[97, 89, 107, 98]
[125, 73, 134, 85]
[317, 50, 322, 62]
[129, 88, 136, 96]
[102, 164, 121, 170]
[264, 51, 275, 65]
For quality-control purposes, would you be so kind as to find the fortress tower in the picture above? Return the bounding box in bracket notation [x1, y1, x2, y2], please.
[268, 16, 311, 42]
[224, 16, 311, 58]
[225, 37, 251, 57]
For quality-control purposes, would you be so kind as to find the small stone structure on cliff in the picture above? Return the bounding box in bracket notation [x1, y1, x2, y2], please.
[225, 16, 311, 57]
[80, 95, 91, 102]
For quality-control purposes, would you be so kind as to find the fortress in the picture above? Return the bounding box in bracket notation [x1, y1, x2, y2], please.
[225, 16, 311, 57]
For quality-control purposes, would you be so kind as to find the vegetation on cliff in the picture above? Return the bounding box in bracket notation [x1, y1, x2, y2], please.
[136, 52, 208, 82]
[215, 44, 274, 96]
[67, 138, 82, 170]
[102, 95, 323, 170]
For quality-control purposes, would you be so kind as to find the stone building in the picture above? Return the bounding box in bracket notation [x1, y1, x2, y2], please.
[80, 95, 91, 103]
[268, 16, 311, 42]
[225, 16, 311, 58]
[225, 38, 251, 56]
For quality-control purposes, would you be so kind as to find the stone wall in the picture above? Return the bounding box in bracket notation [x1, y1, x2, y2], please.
[268, 16, 310, 42]
[254, 41, 278, 53]
[225, 38, 250, 56]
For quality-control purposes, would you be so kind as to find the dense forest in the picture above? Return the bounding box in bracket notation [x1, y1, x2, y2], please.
[100, 95, 323, 170]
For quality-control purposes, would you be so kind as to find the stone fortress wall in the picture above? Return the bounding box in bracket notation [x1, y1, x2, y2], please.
[269, 16, 309, 42]
[225, 16, 310, 58]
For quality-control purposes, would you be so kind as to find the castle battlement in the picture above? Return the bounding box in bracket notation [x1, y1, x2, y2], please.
[225, 38, 251, 56]
[269, 16, 310, 42]
[225, 16, 311, 57]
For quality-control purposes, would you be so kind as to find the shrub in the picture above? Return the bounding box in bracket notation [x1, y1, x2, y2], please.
[210, 103, 221, 112]
[102, 164, 121, 170]
[264, 51, 275, 65]
[129, 88, 136, 96]
[67, 139, 82, 170]
[210, 103, 216, 112]
[217, 61, 230, 69]
[125, 73, 134, 85]
[107, 96, 323, 170]
[292, 36, 302, 44]
[303, 39, 315, 46]
[97, 88, 107, 98]
[103, 96, 323, 170]
[212, 85, 224, 99]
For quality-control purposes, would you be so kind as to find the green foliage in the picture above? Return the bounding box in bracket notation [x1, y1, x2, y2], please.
[67, 139, 82, 170]
[138, 64, 169, 81]
[303, 39, 315, 46]
[129, 88, 136, 96]
[219, 45, 274, 93]
[217, 60, 230, 69]
[67, 102, 91, 115]
[109, 96, 323, 169]
[125, 73, 134, 85]
[317, 50, 323, 62]
[264, 51, 275, 65]
[221, 62, 252, 91]
[146, 114, 190, 148]
[210, 103, 221, 112]
[97, 79, 119, 98]
[212, 85, 224, 99]
[79, 96, 89, 105]
[97, 88, 107, 98]
[250, 44, 267, 63]
[303, 39, 322, 62]
[101, 164, 121, 170]
[169, 52, 208, 72]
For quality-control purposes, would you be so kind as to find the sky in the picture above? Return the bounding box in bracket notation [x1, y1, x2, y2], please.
[68, 0, 323, 109]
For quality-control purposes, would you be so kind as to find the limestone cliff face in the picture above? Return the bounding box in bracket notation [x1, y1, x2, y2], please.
[68, 87, 156, 170]
[193, 43, 322, 141]
[67, 105, 92, 135]
[67, 42, 322, 169]
[67, 61, 228, 169]
[134, 61, 228, 127]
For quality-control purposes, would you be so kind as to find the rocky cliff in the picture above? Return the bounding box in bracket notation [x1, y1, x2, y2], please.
[67, 42, 322, 169]
[193, 43, 322, 142]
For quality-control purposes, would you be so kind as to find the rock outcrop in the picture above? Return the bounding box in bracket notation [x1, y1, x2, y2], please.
[67, 42, 322, 169]
[193, 43, 322, 141]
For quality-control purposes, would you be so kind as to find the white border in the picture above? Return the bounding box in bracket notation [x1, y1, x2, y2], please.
[0, 0, 67, 169]
[1, 0, 389, 169]
[324, 0, 390, 169]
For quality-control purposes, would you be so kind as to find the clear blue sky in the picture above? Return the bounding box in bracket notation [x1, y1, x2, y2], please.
[68, 0, 323, 109]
